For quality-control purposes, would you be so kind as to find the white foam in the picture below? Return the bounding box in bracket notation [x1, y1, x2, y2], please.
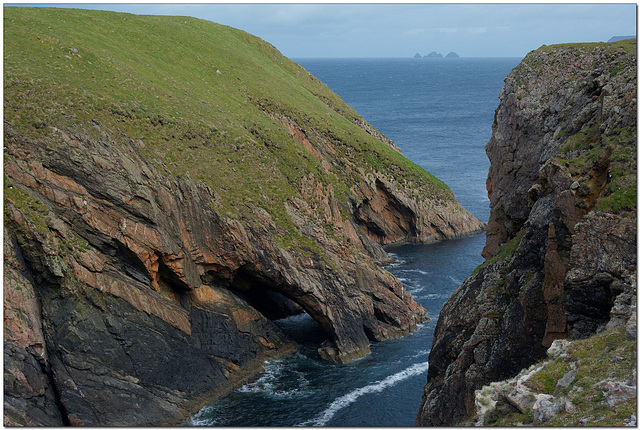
[297, 362, 429, 426]
[398, 268, 431, 276]
[238, 361, 310, 398]
[449, 275, 462, 285]
[409, 349, 430, 359]
[189, 405, 218, 426]
[385, 253, 406, 267]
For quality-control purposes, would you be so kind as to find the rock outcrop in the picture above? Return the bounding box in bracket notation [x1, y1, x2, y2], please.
[425, 51, 444, 59]
[470, 316, 637, 426]
[3, 7, 484, 426]
[415, 40, 636, 426]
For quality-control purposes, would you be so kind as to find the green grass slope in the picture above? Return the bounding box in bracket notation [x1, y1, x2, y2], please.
[4, 6, 452, 247]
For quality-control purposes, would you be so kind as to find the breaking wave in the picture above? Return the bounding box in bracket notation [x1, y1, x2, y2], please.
[238, 360, 311, 398]
[385, 252, 406, 267]
[297, 362, 429, 426]
[398, 268, 431, 276]
[188, 405, 219, 426]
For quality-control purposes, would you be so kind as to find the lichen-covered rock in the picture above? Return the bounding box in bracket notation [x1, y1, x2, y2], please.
[416, 40, 636, 426]
[483, 41, 636, 259]
[532, 394, 573, 424]
[468, 325, 636, 426]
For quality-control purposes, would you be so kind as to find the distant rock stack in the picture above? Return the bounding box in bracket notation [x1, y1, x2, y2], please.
[607, 35, 635, 42]
[414, 52, 459, 59]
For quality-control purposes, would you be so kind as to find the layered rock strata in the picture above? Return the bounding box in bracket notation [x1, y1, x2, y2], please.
[416, 40, 637, 426]
[3, 7, 484, 426]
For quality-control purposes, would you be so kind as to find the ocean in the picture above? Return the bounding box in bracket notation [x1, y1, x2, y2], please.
[189, 57, 522, 426]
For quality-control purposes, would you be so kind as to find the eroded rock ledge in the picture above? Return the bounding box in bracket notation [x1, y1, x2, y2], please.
[3, 122, 441, 425]
[415, 40, 636, 426]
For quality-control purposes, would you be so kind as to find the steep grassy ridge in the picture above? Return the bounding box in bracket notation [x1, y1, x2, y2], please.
[4, 6, 450, 241]
[4, 8, 485, 425]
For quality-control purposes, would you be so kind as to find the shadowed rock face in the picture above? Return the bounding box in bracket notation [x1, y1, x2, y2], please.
[3, 123, 440, 425]
[415, 41, 636, 426]
[3, 8, 485, 426]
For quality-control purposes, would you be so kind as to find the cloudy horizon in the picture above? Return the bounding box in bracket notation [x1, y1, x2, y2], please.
[6, 3, 637, 58]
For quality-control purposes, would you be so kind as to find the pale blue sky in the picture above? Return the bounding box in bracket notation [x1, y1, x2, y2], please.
[7, 3, 638, 58]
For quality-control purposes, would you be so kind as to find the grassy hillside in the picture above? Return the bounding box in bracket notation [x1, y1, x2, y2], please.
[4, 6, 451, 246]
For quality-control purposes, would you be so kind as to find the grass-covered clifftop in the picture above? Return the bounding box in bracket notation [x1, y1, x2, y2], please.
[4, 7, 485, 424]
[473, 323, 637, 426]
[517, 40, 637, 217]
[4, 6, 452, 244]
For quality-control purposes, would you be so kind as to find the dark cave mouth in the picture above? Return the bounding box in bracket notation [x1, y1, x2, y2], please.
[230, 267, 329, 345]
[273, 312, 328, 345]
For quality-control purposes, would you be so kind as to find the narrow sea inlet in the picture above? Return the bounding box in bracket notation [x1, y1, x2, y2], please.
[190, 57, 521, 426]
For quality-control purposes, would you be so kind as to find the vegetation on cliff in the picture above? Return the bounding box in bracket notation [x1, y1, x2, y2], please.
[473, 323, 636, 426]
[4, 7, 484, 426]
[4, 6, 452, 241]
[416, 40, 636, 426]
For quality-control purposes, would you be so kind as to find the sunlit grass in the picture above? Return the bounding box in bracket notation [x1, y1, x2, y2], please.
[5, 6, 453, 249]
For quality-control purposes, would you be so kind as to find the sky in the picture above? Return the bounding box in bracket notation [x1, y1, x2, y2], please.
[7, 2, 638, 58]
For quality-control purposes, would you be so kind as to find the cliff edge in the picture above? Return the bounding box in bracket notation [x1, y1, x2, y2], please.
[3, 7, 484, 426]
[415, 40, 636, 425]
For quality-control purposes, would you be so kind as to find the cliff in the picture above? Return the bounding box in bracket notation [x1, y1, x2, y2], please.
[3, 7, 484, 426]
[415, 40, 637, 425]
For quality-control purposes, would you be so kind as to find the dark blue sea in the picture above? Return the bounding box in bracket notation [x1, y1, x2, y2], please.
[189, 57, 521, 426]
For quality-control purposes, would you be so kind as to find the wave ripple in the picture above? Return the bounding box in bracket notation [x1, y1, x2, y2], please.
[297, 362, 429, 426]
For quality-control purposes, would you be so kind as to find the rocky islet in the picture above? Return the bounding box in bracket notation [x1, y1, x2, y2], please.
[414, 51, 460, 59]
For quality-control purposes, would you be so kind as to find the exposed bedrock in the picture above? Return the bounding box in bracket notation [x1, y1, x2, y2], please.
[4, 114, 480, 424]
[416, 40, 636, 426]
[2, 8, 482, 426]
[353, 176, 484, 245]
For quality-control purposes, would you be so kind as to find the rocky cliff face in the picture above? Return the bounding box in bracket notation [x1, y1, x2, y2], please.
[415, 40, 636, 426]
[3, 7, 483, 426]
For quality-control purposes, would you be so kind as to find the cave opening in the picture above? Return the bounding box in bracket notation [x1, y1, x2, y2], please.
[230, 267, 328, 345]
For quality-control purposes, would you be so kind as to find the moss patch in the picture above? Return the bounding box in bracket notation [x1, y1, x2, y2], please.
[472, 229, 526, 276]
[489, 325, 637, 426]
